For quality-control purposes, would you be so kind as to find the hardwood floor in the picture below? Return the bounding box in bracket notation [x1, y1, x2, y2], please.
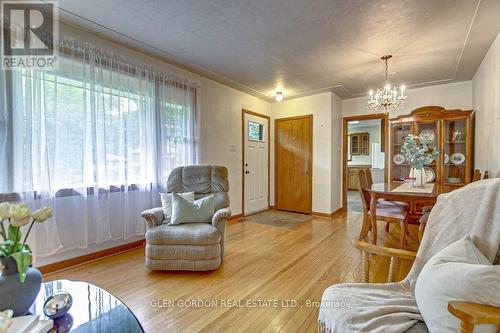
[44, 212, 419, 333]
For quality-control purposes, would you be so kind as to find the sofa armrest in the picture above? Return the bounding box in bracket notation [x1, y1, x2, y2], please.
[352, 240, 417, 283]
[448, 301, 500, 332]
[352, 240, 417, 260]
[212, 207, 231, 227]
[141, 207, 164, 229]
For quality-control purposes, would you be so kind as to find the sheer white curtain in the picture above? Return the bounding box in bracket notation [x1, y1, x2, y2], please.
[157, 78, 199, 184]
[0, 39, 199, 262]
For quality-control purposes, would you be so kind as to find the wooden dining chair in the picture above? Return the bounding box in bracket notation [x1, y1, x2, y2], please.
[473, 169, 482, 182]
[363, 170, 408, 233]
[357, 170, 410, 249]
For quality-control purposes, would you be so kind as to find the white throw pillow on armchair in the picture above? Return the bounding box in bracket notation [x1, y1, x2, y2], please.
[415, 235, 500, 333]
[159, 192, 194, 223]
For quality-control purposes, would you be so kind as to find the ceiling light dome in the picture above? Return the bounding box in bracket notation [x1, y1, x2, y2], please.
[275, 91, 284, 102]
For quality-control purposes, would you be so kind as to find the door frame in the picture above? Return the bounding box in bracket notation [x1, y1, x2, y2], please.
[242, 109, 271, 216]
[274, 114, 313, 214]
[342, 113, 389, 211]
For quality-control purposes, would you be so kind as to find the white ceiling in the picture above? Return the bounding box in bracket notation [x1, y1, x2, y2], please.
[54, 0, 500, 101]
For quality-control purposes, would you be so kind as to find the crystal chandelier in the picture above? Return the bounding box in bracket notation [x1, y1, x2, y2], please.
[367, 55, 407, 112]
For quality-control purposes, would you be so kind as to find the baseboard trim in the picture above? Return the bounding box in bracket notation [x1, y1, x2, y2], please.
[311, 211, 331, 217]
[38, 239, 145, 275]
[312, 207, 344, 218]
[331, 207, 344, 217]
[228, 213, 243, 221]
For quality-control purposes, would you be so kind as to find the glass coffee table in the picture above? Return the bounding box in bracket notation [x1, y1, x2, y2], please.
[30, 279, 144, 333]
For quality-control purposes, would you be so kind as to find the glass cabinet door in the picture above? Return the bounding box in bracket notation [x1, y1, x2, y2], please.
[391, 123, 412, 181]
[361, 133, 369, 155]
[350, 134, 360, 155]
[443, 119, 467, 185]
[416, 121, 439, 184]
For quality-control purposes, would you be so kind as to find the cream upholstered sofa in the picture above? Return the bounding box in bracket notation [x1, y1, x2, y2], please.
[141, 165, 231, 271]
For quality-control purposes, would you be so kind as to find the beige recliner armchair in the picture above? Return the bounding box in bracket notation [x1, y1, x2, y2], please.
[141, 165, 231, 271]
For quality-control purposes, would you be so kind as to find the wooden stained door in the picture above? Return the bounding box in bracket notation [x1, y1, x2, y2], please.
[275, 115, 312, 214]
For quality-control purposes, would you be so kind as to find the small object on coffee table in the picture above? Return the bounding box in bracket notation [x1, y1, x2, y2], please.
[43, 291, 73, 319]
[31, 280, 144, 333]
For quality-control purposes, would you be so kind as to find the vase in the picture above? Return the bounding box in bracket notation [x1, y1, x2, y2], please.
[0, 257, 42, 316]
[410, 167, 427, 188]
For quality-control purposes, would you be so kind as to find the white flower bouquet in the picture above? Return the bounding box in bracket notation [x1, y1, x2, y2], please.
[0, 202, 53, 282]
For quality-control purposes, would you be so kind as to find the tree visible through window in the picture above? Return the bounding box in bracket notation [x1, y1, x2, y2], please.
[248, 121, 264, 141]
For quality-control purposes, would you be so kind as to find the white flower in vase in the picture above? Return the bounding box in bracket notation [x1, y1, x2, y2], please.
[9, 203, 32, 227]
[0, 202, 10, 220]
[32, 207, 53, 223]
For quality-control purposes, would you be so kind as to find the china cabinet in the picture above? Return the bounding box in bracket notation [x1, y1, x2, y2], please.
[389, 106, 474, 186]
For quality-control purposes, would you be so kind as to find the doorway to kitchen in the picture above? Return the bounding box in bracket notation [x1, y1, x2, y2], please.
[342, 114, 388, 212]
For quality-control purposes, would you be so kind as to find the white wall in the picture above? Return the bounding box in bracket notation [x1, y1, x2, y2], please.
[198, 82, 271, 215]
[473, 32, 500, 178]
[330, 93, 343, 213]
[342, 81, 473, 118]
[270, 92, 342, 214]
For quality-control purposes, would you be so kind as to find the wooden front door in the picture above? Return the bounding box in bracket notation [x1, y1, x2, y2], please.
[275, 115, 312, 214]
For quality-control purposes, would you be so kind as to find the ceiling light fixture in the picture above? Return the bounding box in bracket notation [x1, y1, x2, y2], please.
[367, 55, 407, 112]
[275, 91, 284, 102]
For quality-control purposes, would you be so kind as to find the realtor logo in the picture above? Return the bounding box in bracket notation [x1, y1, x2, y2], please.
[1, 0, 58, 69]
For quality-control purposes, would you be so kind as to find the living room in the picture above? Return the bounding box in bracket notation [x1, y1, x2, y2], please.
[0, 1, 499, 332]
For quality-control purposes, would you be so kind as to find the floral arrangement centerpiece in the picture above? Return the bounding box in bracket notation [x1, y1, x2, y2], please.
[0, 203, 53, 281]
[401, 134, 440, 187]
[0, 202, 53, 316]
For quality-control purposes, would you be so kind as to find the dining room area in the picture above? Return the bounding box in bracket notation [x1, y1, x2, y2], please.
[349, 105, 483, 251]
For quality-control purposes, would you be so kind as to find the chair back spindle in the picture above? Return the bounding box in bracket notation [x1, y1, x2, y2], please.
[365, 169, 373, 188]
[358, 170, 371, 214]
[473, 169, 482, 182]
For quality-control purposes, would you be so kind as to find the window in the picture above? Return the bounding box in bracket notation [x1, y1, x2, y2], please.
[161, 102, 191, 181]
[0, 38, 199, 260]
[248, 121, 264, 141]
[4, 54, 198, 193]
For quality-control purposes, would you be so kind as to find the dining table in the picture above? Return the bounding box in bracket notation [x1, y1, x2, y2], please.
[365, 181, 457, 245]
